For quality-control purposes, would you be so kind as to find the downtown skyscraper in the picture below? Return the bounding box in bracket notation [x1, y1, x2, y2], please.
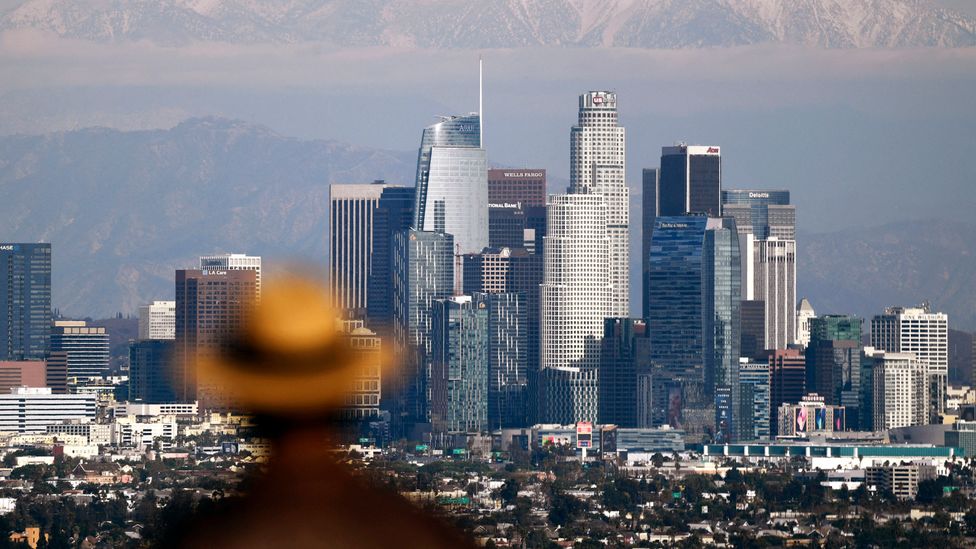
[569, 91, 629, 317]
[0, 243, 51, 361]
[658, 145, 722, 217]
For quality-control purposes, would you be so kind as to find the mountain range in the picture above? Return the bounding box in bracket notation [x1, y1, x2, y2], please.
[1, 117, 974, 331]
[1, 0, 974, 48]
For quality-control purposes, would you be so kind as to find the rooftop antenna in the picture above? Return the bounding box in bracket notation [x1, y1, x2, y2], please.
[479, 55, 483, 147]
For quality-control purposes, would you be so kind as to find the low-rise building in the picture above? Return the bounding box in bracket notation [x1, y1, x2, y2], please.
[865, 463, 937, 500]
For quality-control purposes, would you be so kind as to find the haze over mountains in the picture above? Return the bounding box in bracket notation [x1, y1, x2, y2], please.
[2, 0, 974, 48]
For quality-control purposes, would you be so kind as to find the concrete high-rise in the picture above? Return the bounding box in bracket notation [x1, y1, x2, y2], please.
[0, 243, 51, 361]
[329, 182, 386, 316]
[50, 321, 110, 380]
[0, 360, 47, 393]
[659, 145, 721, 217]
[863, 347, 928, 431]
[645, 215, 741, 440]
[413, 115, 488, 256]
[199, 254, 262, 297]
[175, 269, 257, 410]
[722, 190, 797, 350]
[138, 301, 175, 340]
[871, 305, 948, 422]
[540, 193, 610, 424]
[569, 91, 629, 317]
[366, 186, 415, 335]
[739, 360, 771, 440]
[336, 319, 382, 422]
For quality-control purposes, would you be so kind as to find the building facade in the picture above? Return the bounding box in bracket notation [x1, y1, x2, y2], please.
[328, 182, 386, 316]
[366, 185, 415, 335]
[0, 387, 96, 434]
[413, 114, 488, 256]
[796, 298, 816, 347]
[569, 91, 628, 318]
[128, 339, 176, 403]
[776, 393, 845, 437]
[641, 168, 659, 321]
[336, 319, 382, 421]
[175, 269, 258, 410]
[599, 318, 649, 429]
[659, 145, 722, 217]
[138, 300, 176, 340]
[199, 253, 262, 297]
[430, 296, 489, 434]
[540, 193, 609, 424]
[739, 360, 771, 440]
[769, 348, 806, 437]
[0, 243, 51, 361]
[806, 315, 863, 428]
[50, 321, 110, 380]
[864, 348, 929, 431]
[871, 306, 948, 422]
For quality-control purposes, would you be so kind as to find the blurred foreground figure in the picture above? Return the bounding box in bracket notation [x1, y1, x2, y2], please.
[173, 276, 473, 548]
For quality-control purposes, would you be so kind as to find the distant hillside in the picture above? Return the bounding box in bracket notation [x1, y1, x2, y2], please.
[2, 0, 974, 48]
[800, 220, 976, 331]
[0, 117, 415, 317]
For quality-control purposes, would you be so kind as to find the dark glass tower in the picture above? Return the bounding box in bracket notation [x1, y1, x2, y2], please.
[0, 243, 51, 361]
[641, 168, 659, 321]
[129, 339, 176, 403]
[366, 186, 415, 335]
[599, 318, 650, 428]
[806, 315, 863, 428]
[645, 215, 741, 441]
[658, 146, 722, 217]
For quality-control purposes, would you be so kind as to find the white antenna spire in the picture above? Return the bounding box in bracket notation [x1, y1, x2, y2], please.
[479, 55, 483, 147]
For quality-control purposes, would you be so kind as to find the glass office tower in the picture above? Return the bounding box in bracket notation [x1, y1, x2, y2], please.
[0, 243, 51, 361]
[413, 115, 488, 256]
[658, 145, 722, 217]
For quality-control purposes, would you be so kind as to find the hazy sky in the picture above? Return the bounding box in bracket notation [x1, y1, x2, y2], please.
[1, 29, 975, 234]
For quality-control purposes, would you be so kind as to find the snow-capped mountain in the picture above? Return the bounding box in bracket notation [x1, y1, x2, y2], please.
[1, 0, 973, 48]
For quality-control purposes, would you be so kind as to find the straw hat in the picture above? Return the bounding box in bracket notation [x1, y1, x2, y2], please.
[197, 276, 374, 415]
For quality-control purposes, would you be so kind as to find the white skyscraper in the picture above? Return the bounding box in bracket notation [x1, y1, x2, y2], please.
[539, 193, 610, 423]
[754, 238, 796, 350]
[569, 91, 628, 317]
[871, 305, 949, 421]
[199, 253, 262, 297]
[865, 347, 928, 431]
[138, 300, 176, 340]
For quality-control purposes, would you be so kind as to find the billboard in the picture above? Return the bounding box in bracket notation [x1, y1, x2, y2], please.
[576, 422, 593, 448]
[667, 386, 683, 428]
[795, 408, 808, 434]
[815, 408, 827, 431]
[601, 426, 618, 456]
[714, 389, 732, 444]
[834, 409, 845, 432]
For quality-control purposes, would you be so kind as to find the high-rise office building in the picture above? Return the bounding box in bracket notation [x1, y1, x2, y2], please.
[484, 292, 527, 429]
[0, 243, 51, 361]
[569, 91, 628, 317]
[462, 247, 514, 295]
[175, 269, 257, 410]
[599, 318, 650, 429]
[128, 339, 176, 403]
[487, 169, 546, 252]
[768, 348, 806, 437]
[806, 315, 863, 428]
[722, 190, 797, 350]
[796, 298, 816, 347]
[45, 352, 67, 394]
[391, 229, 454, 432]
[413, 114, 488, 256]
[641, 168, 659, 321]
[646, 215, 741, 440]
[863, 347, 928, 431]
[739, 360, 771, 440]
[430, 295, 488, 434]
[540, 194, 609, 424]
[754, 239, 796, 350]
[329, 182, 386, 316]
[50, 321, 110, 380]
[138, 300, 176, 340]
[199, 253, 262, 297]
[366, 185, 415, 335]
[871, 306, 948, 423]
[659, 145, 721, 217]
[740, 300, 766, 360]
[336, 319, 382, 421]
